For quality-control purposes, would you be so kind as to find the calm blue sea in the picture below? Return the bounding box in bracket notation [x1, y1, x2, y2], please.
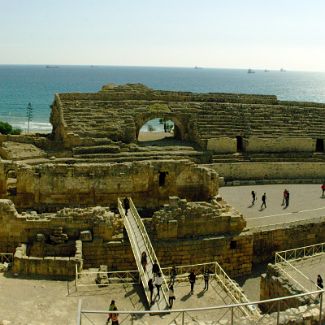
[1, 65, 325, 132]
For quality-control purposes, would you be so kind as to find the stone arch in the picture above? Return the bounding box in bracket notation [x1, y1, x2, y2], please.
[135, 113, 188, 141]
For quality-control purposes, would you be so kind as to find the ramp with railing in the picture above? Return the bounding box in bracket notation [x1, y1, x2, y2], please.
[118, 197, 169, 311]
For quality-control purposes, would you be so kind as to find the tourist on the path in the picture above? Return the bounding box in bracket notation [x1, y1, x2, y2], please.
[106, 300, 117, 324]
[123, 197, 130, 215]
[111, 306, 119, 325]
[152, 260, 160, 279]
[251, 191, 256, 205]
[154, 272, 163, 299]
[203, 269, 211, 291]
[188, 270, 196, 294]
[282, 189, 289, 208]
[148, 278, 154, 305]
[321, 183, 325, 197]
[168, 285, 176, 308]
[141, 251, 147, 271]
[170, 265, 177, 285]
[285, 190, 290, 208]
[317, 275, 323, 289]
[261, 193, 267, 209]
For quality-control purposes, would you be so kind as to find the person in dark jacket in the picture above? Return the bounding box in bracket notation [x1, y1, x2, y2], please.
[188, 270, 196, 294]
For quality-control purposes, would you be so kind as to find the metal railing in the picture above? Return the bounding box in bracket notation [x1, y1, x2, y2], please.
[0, 253, 13, 264]
[275, 242, 325, 293]
[75, 265, 139, 290]
[118, 197, 169, 308]
[77, 289, 324, 325]
[162, 261, 259, 318]
[275, 242, 325, 263]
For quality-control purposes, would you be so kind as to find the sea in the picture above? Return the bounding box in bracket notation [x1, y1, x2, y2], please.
[1, 65, 325, 133]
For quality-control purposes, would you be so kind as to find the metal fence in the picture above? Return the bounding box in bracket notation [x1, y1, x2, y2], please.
[77, 290, 324, 325]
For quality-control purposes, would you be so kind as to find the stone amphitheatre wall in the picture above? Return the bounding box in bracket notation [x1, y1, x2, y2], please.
[0, 160, 217, 210]
[211, 162, 325, 183]
[50, 84, 325, 152]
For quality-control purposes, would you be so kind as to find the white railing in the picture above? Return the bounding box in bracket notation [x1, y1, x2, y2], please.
[118, 197, 169, 308]
[275, 242, 325, 263]
[275, 243, 325, 293]
[75, 265, 139, 290]
[0, 253, 13, 264]
[162, 261, 259, 318]
[77, 289, 324, 325]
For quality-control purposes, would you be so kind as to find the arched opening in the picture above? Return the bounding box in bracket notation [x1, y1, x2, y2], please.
[138, 118, 178, 143]
[316, 139, 324, 152]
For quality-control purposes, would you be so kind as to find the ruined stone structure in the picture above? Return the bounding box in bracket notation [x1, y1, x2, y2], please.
[50, 83, 325, 155]
[0, 83, 325, 322]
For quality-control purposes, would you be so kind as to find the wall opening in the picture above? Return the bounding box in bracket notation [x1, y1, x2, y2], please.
[236, 136, 243, 152]
[230, 240, 237, 250]
[159, 171, 168, 187]
[138, 118, 176, 142]
[316, 139, 324, 152]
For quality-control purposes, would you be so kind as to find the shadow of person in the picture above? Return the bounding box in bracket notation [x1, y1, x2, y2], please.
[180, 292, 192, 302]
[197, 289, 206, 298]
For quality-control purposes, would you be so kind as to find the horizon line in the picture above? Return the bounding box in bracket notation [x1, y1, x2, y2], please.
[0, 63, 324, 73]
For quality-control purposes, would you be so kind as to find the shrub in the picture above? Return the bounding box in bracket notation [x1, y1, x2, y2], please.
[0, 121, 22, 135]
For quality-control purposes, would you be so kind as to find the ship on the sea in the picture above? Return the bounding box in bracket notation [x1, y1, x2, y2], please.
[247, 69, 255, 73]
[45, 65, 59, 68]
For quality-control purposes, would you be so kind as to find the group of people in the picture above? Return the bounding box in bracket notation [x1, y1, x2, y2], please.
[251, 191, 267, 210]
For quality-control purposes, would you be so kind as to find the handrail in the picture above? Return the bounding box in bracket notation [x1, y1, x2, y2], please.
[275, 253, 319, 293]
[118, 198, 150, 303]
[77, 289, 324, 325]
[128, 197, 169, 307]
[275, 242, 325, 263]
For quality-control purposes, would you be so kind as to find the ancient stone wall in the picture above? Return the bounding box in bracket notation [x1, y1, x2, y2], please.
[50, 84, 325, 152]
[13, 241, 82, 277]
[82, 232, 253, 277]
[211, 162, 325, 183]
[0, 200, 116, 254]
[260, 264, 312, 312]
[151, 196, 246, 239]
[3, 160, 217, 210]
[251, 216, 325, 265]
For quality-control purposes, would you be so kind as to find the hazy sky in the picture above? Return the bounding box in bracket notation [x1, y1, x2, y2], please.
[1, 0, 325, 71]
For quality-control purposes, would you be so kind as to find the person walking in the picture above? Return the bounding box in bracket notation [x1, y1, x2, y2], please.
[123, 197, 130, 215]
[321, 183, 325, 197]
[317, 274, 323, 289]
[168, 285, 176, 308]
[148, 278, 154, 305]
[152, 260, 160, 279]
[188, 270, 196, 294]
[285, 190, 290, 208]
[141, 251, 147, 271]
[106, 300, 116, 324]
[111, 306, 119, 325]
[170, 265, 177, 285]
[251, 191, 256, 205]
[282, 189, 287, 206]
[203, 270, 210, 291]
[154, 272, 163, 300]
[261, 193, 267, 209]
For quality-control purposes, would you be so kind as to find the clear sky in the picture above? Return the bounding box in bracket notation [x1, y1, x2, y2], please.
[1, 0, 325, 71]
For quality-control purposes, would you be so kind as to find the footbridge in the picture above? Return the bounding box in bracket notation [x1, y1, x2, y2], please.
[117, 197, 169, 311]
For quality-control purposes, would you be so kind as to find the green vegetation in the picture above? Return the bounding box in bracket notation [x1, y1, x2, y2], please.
[0, 121, 22, 135]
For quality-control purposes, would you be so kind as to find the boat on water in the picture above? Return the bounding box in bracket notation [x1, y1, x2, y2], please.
[45, 65, 59, 68]
[247, 69, 255, 73]
[264, 69, 270, 72]
[280, 68, 286, 72]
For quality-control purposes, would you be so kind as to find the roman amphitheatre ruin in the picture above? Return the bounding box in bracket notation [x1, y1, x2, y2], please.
[1, 83, 325, 325]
